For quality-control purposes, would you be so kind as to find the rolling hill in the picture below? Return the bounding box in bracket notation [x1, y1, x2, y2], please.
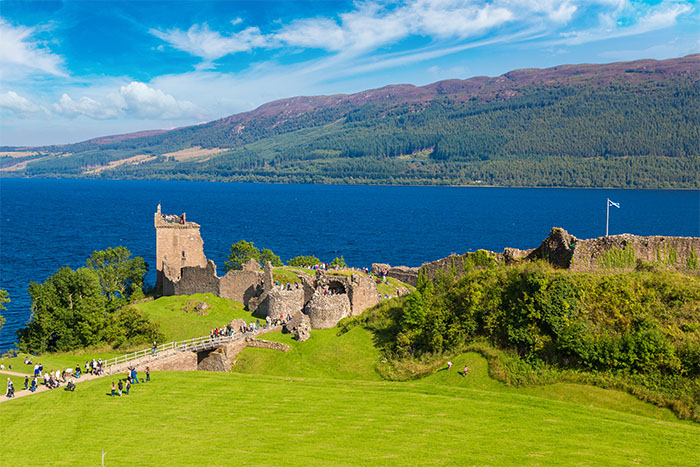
[2, 54, 699, 188]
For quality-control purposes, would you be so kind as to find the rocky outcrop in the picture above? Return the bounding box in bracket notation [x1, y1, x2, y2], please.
[304, 293, 351, 329]
[285, 313, 311, 341]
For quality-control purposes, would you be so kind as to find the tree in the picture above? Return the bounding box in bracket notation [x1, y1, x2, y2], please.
[86, 246, 147, 306]
[224, 240, 261, 271]
[0, 289, 8, 331]
[18, 267, 107, 353]
[260, 248, 283, 267]
[330, 256, 347, 269]
[288, 255, 321, 267]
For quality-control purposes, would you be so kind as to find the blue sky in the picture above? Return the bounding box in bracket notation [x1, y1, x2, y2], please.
[1, 0, 698, 146]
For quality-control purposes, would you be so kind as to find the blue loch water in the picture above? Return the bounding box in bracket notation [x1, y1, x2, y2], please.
[1, 178, 699, 351]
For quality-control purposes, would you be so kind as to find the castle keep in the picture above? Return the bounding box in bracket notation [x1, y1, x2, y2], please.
[155, 206, 378, 330]
[155, 204, 207, 293]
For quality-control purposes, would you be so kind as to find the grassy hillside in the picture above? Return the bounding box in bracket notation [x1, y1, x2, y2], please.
[134, 293, 252, 342]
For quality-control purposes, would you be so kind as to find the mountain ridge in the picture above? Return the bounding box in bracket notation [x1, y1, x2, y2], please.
[2, 54, 698, 188]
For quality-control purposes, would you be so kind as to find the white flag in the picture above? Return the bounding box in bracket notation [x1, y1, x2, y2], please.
[608, 199, 620, 208]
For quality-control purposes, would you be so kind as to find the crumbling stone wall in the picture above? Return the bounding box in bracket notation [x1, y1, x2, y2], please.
[387, 266, 419, 287]
[304, 293, 351, 329]
[570, 232, 700, 271]
[347, 274, 378, 316]
[257, 288, 305, 320]
[220, 269, 262, 305]
[244, 338, 291, 352]
[165, 260, 220, 296]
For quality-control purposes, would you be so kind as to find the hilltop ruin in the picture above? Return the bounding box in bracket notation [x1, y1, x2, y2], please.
[155, 206, 378, 331]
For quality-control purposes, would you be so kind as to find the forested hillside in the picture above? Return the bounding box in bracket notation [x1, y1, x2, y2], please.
[3, 55, 699, 188]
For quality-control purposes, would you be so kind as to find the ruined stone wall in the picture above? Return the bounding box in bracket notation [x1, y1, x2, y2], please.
[245, 338, 291, 352]
[348, 274, 378, 316]
[219, 270, 261, 304]
[570, 233, 700, 271]
[257, 288, 305, 320]
[304, 293, 351, 329]
[167, 260, 220, 296]
[137, 351, 198, 372]
[387, 266, 419, 287]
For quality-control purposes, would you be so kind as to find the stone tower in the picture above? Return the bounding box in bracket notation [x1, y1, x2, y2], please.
[154, 204, 208, 293]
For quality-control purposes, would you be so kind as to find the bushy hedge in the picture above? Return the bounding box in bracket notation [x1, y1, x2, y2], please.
[351, 263, 700, 377]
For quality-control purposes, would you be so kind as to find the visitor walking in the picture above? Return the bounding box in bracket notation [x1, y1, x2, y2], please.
[24, 376, 29, 390]
[117, 380, 123, 396]
[463, 365, 469, 377]
[146, 367, 150, 382]
[447, 361, 452, 371]
[152, 341, 158, 355]
[125, 379, 131, 395]
[6, 378, 15, 398]
[131, 368, 139, 384]
[111, 382, 115, 397]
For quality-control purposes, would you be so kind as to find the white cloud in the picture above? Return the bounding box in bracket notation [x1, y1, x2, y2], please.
[49, 82, 199, 120]
[0, 19, 65, 78]
[53, 93, 119, 119]
[149, 23, 270, 66]
[112, 81, 199, 119]
[0, 91, 44, 115]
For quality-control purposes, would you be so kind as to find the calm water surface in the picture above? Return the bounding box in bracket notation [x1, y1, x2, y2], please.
[1, 178, 698, 351]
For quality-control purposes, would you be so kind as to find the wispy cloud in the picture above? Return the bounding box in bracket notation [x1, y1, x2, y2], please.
[149, 23, 270, 69]
[557, 1, 693, 45]
[0, 19, 65, 78]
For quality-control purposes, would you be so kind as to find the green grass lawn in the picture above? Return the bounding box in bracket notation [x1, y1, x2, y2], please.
[1, 369, 698, 466]
[1, 350, 121, 376]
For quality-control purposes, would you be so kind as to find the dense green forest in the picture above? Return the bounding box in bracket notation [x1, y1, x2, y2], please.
[5, 60, 699, 188]
[341, 261, 700, 420]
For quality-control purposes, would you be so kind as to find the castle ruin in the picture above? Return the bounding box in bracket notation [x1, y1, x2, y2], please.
[155, 206, 378, 330]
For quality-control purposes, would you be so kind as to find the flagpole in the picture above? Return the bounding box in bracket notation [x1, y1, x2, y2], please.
[606, 198, 609, 237]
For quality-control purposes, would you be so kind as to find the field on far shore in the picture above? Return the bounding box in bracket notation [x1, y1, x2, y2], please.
[1, 295, 698, 466]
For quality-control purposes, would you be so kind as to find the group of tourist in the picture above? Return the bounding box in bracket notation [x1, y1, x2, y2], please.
[266, 314, 291, 327]
[209, 326, 234, 339]
[110, 366, 150, 397]
[276, 281, 300, 291]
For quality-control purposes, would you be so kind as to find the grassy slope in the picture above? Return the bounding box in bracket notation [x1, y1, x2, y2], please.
[2, 296, 699, 465]
[135, 293, 252, 342]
